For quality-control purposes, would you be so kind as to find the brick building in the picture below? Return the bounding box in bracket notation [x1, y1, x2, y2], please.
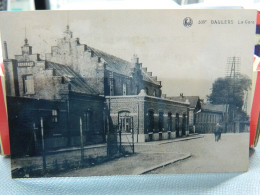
[108, 90, 189, 142]
[4, 37, 106, 155]
[167, 94, 201, 134]
[4, 25, 191, 146]
[45, 26, 190, 142]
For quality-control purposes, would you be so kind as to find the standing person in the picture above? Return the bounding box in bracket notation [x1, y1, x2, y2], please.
[215, 123, 221, 142]
[214, 123, 219, 142]
[218, 122, 223, 141]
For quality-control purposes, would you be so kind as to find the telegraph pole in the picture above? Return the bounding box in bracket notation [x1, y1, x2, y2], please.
[40, 117, 46, 174]
[79, 117, 84, 165]
[225, 57, 241, 133]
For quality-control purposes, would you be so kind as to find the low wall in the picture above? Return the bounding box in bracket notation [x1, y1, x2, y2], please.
[119, 132, 177, 142]
[12, 144, 109, 177]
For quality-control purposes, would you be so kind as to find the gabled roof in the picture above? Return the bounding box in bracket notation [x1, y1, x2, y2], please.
[167, 96, 200, 108]
[46, 61, 98, 95]
[201, 103, 226, 113]
[89, 46, 160, 85]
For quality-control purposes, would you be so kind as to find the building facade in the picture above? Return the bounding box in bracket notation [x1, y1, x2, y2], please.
[108, 90, 189, 142]
[4, 25, 192, 148]
[4, 37, 106, 155]
[167, 94, 201, 134]
[195, 103, 225, 134]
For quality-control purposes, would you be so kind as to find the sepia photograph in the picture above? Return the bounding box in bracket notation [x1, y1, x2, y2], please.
[0, 10, 256, 178]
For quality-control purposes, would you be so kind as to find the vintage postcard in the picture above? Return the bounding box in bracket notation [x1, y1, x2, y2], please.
[0, 10, 256, 178]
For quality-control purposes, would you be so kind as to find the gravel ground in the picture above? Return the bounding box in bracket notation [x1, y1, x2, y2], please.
[55, 152, 189, 177]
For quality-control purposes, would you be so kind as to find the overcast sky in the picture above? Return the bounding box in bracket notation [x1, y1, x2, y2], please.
[0, 10, 256, 102]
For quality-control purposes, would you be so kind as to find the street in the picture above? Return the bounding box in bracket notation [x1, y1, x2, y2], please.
[148, 133, 249, 174]
[54, 133, 249, 177]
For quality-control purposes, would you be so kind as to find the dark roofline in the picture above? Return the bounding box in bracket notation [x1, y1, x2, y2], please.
[68, 91, 105, 100]
[88, 46, 161, 86]
[7, 95, 67, 103]
[201, 103, 226, 113]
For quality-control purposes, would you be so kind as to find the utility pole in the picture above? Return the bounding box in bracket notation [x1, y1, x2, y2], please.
[79, 117, 84, 165]
[107, 72, 113, 157]
[225, 57, 241, 133]
[40, 117, 46, 174]
[132, 116, 134, 154]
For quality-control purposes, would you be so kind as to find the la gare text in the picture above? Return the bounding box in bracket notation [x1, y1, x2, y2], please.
[198, 20, 255, 24]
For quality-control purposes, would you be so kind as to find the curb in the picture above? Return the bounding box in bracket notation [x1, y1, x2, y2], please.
[159, 135, 204, 145]
[135, 153, 191, 175]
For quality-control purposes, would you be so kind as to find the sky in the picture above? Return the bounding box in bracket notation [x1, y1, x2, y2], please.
[0, 10, 256, 103]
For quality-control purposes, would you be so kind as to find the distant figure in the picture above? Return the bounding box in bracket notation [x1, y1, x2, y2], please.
[217, 123, 222, 141]
[214, 123, 222, 142]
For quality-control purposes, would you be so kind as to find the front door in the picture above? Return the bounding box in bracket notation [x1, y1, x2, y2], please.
[118, 112, 133, 133]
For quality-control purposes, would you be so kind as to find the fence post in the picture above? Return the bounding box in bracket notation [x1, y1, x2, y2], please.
[132, 116, 134, 154]
[119, 124, 122, 154]
[79, 117, 84, 165]
[40, 117, 46, 174]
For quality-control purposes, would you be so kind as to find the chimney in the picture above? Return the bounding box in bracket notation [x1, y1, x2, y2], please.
[76, 38, 80, 45]
[180, 93, 184, 98]
[131, 54, 139, 64]
[4, 41, 8, 60]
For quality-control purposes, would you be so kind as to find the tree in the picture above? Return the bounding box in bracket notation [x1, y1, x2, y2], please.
[207, 74, 251, 110]
[207, 74, 251, 132]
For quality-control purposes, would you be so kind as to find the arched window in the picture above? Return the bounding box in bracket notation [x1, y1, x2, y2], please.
[168, 112, 172, 131]
[118, 111, 132, 133]
[175, 113, 180, 137]
[123, 83, 126, 96]
[159, 112, 164, 132]
[182, 114, 186, 136]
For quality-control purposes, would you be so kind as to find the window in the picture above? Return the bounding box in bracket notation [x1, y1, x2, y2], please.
[167, 113, 172, 131]
[159, 112, 164, 132]
[84, 110, 93, 132]
[189, 111, 193, 125]
[153, 90, 156, 97]
[145, 87, 149, 95]
[136, 85, 139, 94]
[123, 83, 126, 96]
[23, 75, 34, 94]
[182, 114, 187, 135]
[52, 109, 58, 123]
[119, 111, 132, 133]
[175, 113, 180, 137]
[109, 72, 114, 96]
